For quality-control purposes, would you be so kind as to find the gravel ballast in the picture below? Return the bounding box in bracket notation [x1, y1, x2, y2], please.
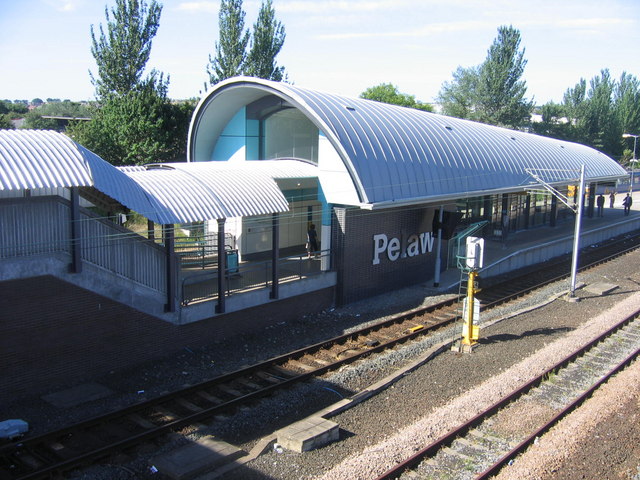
[3, 250, 640, 480]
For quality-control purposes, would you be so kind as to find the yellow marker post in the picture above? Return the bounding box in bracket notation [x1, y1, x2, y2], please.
[461, 270, 479, 348]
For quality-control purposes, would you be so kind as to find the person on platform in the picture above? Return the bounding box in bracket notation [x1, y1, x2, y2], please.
[609, 191, 616, 208]
[596, 194, 605, 217]
[623, 193, 633, 215]
[307, 223, 319, 258]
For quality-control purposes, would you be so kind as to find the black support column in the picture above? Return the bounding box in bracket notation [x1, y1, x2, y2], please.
[69, 187, 82, 273]
[587, 183, 596, 218]
[216, 218, 226, 314]
[501, 193, 509, 244]
[147, 219, 155, 241]
[483, 196, 492, 222]
[163, 224, 176, 312]
[270, 213, 280, 300]
[524, 193, 531, 229]
[550, 196, 558, 227]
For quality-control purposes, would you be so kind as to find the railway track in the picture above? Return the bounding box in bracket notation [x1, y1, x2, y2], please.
[374, 307, 640, 480]
[1, 231, 639, 480]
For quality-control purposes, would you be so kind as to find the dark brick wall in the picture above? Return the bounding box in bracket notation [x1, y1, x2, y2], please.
[0, 276, 333, 406]
[333, 205, 445, 304]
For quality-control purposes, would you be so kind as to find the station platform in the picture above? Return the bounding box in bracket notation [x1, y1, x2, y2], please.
[180, 192, 640, 323]
[434, 191, 640, 292]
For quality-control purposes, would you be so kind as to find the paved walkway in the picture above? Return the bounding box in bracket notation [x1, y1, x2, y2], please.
[435, 190, 640, 290]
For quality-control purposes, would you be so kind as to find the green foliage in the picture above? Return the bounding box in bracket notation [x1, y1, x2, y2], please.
[40, 101, 91, 118]
[615, 72, 640, 142]
[20, 101, 92, 131]
[245, 0, 286, 81]
[208, 0, 250, 85]
[68, 87, 195, 166]
[438, 66, 479, 119]
[21, 111, 59, 130]
[438, 25, 533, 129]
[207, 0, 287, 86]
[360, 83, 433, 112]
[90, 0, 165, 99]
[76, 0, 192, 166]
[530, 102, 572, 140]
[0, 114, 15, 129]
[532, 70, 640, 161]
[4, 102, 28, 115]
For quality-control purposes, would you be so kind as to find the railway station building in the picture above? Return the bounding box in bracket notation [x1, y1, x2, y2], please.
[0, 77, 635, 401]
[0, 76, 632, 319]
[186, 77, 628, 304]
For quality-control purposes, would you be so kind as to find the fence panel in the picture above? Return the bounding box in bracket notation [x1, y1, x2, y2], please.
[0, 196, 167, 294]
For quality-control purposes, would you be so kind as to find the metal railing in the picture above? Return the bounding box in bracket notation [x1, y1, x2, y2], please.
[181, 249, 330, 305]
[175, 232, 235, 269]
[0, 196, 167, 293]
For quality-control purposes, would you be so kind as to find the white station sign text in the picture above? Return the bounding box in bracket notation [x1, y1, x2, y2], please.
[372, 231, 435, 265]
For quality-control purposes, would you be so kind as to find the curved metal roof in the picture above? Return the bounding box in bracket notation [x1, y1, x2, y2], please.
[0, 130, 292, 223]
[190, 77, 627, 208]
[0, 129, 94, 190]
[122, 161, 294, 222]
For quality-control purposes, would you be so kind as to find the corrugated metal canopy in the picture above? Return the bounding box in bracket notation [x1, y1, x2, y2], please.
[190, 77, 628, 208]
[0, 130, 295, 223]
[0, 129, 94, 190]
[120, 161, 297, 222]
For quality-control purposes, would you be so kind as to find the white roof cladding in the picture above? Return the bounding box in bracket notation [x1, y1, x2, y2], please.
[0, 129, 95, 190]
[0, 130, 291, 224]
[122, 161, 296, 222]
[189, 77, 628, 208]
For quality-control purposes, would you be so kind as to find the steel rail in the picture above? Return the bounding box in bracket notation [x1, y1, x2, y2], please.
[476, 346, 640, 479]
[373, 308, 640, 480]
[1, 301, 461, 480]
[2, 232, 639, 480]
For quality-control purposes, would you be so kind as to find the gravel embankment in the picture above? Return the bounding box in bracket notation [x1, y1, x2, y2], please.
[222, 251, 640, 480]
[4, 250, 640, 480]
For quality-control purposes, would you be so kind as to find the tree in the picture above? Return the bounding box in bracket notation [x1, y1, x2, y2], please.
[245, 0, 286, 81]
[360, 83, 433, 112]
[90, 0, 165, 98]
[437, 25, 533, 129]
[438, 66, 479, 119]
[70, 0, 193, 166]
[530, 102, 571, 140]
[614, 72, 640, 142]
[68, 85, 196, 165]
[0, 114, 14, 129]
[532, 70, 640, 161]
[22, 112, 59, 130]
[475, 25, 533, 127]
[207, 0, 250, 86]
[21, 101, 92, 131]
[582, 69, 617, 154]
[7, 102, 28, 115]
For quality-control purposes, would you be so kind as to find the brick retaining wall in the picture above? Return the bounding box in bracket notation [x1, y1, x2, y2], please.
[0, 276, 333, 406]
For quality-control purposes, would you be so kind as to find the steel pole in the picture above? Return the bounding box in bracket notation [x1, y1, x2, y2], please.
[631, 136, 637, 193]
[569, 165, 586, 298]
[433, 205, 444, 287]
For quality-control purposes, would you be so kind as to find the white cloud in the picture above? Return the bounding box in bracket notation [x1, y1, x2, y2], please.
[176, 1, 218, 13]
[278, 0, 414, 14]
[316, 20, 491, 40]
[43, 0, 83, 12]
[556, 17, 634, 29]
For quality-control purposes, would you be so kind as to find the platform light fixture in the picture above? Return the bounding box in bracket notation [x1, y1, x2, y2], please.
[623, 133, 638, 193]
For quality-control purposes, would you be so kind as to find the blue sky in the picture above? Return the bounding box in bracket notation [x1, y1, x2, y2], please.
[0, 0, 638, 104]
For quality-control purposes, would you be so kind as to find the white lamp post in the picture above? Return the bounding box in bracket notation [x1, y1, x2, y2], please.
[623, 133, 638, 193]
